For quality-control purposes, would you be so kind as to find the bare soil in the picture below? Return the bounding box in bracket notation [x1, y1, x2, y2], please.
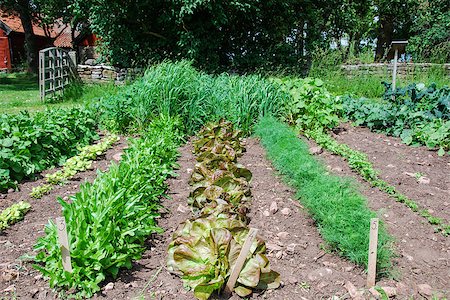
[304, 124, 449, 298]
[1, 134, 448, 299]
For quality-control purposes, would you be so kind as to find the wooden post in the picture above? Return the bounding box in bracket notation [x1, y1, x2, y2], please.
[367, 218, 379, 288]
[56, 217, 73, 273]
[224, 228, 259, 295]
[392, 48, 398, 100]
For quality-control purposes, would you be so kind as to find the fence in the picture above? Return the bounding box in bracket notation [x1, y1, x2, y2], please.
[39, 47, 78, 100]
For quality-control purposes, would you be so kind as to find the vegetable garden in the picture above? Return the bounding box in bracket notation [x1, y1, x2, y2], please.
[0, 61, 449, 299]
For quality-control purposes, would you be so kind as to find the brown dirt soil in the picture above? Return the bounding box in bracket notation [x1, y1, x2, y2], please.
[0, 135, 128, 299]
[333, 123, 450, 224]
[1, 135, 448, 299]
[304, 126, 450, 298]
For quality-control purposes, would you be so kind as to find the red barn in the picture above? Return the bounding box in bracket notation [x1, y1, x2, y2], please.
[0, 11, 99, 70]
[0, 12, 55, 70]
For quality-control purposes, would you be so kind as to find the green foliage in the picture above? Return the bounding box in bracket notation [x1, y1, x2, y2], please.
[308, 128, 450, 235]
[99, 61, 288, 135]
[408, 0, 450, 63]
[168, 120, 279, 299]
[341, 83, 450, 153]
[271, 77, 341, 133]
[0, 107, 99, 191]
[30, 135, 119, 198]
[0, 201, 31, 231]
[168, 216, 279, 299]
[255, 116, 393, 273]
[33, 117, 182, 297]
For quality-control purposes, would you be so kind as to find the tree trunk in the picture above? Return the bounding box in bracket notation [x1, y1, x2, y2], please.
[375, 17, 393, 62]
[17, 0, 37, 73]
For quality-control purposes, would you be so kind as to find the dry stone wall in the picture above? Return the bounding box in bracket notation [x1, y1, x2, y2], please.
[77, 65, 143, 83]
[341, 63, 450, 77]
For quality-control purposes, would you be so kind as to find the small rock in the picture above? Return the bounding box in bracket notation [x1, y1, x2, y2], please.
[112, 152, 123, 161]
[322, 261, 337, 268]
[344, 281, 363, 299]
[7, 188, 14, 194]
[177, 204, 190, 213]
[288, 276, 298, 284]
[34, 274, 43, 280]
[3, 284, 15, 292]
[395, 282, 407, 295]
[277, 232, 289, 239]
[309, 146, 323, 155]
[125, 282, 138, 288]
[418, 176, 430, 184]
[0, 194, 6, 199]
[263, 210, 270, 217]
[281, 207, 291, 215]
[275, 250, 283, 259]
[381, 286, 397, 297]
[103, 282, 114, 291]
[417, 284, 433, 297]
[307, 268, 333, 282]
[332, 167, 343, 173]
[30, 288, 39, 298]
[266, 243, 283, 251]
[343, 266, 354, 272]
[286, 243, 297, 253]
[404, 172, 416, 178]
[386, 164, 395, 168]
[270, 201, 278, 214]
[186, 168, 193, 174]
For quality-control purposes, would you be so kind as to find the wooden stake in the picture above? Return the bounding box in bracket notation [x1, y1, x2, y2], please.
[367, 218, 379, 287]
[392, 48, 398, 100]
[56, 217, 73, 273]
[224, 228, 258, 295]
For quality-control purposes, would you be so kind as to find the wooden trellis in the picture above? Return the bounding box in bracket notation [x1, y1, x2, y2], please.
[39, 47, 77, 101]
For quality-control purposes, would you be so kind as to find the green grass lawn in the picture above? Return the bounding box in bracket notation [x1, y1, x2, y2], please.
[0, 73, 43, 113]
[0, 72, 120, 114]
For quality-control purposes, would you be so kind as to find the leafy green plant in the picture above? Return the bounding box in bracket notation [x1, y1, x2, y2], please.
[168, 120, 279, 299]
[0, 107, 99, 191]
[33, 117, 182, 297]
[271, 77, 341, 133]
[0, 201, 31, 231]
[341, 83, 450, 154]
[167, 214, 280, 299]
[30, 135, 119, 199]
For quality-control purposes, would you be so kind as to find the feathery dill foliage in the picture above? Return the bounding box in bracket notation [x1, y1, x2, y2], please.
[255, 116, 393, 274]
[99, 60, 288, 135]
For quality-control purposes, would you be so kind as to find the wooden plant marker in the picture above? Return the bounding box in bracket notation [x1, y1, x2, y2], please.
[56, 217, 73, 273]
[367, 218, 379, 287]
[224, 228, 259, 296]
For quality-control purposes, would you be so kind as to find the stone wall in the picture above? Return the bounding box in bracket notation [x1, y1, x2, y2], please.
[77, 65, 143, 83]
[341, 63, 450, 77]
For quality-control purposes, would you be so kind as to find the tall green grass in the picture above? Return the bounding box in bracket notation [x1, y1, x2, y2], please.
[99, 60, 289, 134]
[255, 116, 393, 274]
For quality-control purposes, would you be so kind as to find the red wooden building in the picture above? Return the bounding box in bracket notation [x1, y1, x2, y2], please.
[0, 11, 98, 70]
[0, 12, 56, 69]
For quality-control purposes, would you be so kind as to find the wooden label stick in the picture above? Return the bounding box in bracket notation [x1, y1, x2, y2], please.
[224, 228, 259, 295]
[56, 217, 73, 273]
[367, 218, 379, 287]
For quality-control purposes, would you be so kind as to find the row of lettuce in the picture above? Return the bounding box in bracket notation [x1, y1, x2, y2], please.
[168, 120, 279, 299]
